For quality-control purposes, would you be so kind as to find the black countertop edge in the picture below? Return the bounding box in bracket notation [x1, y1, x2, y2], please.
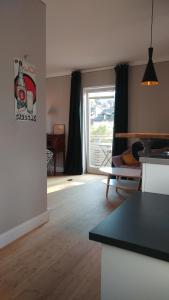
[139, 156, 169, 165]
[89, 232, 169, 262]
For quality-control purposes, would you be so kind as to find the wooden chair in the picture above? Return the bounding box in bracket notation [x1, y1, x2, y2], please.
[106, 143, 143, 195]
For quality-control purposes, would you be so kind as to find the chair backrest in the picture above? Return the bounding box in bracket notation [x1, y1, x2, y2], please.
[112, 144, 142, 168]
[112, 155, 123, 167]
[131, 142, 144, 161]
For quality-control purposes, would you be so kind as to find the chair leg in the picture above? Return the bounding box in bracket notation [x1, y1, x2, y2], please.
[115, 175, 119, 192]
[106, 175, 110, 198]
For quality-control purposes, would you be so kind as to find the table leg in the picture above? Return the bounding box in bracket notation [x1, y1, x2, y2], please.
[53, 152, 56, 176]
[63, 150, 65, 172]
[100, 146, 112, 167]
[106, 175, 111, 198]
[100, 155, 107, 167]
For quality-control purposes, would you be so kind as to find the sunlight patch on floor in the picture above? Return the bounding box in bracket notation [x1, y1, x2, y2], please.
[47, 174, 105, 194]
[47, 181, 85, 194]
[47, 174, 104, 185]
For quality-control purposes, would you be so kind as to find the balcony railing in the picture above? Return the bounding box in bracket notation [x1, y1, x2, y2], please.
[89, 135, 113, 168]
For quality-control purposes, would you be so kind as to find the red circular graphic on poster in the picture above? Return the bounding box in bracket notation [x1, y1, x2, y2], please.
[14, 74, 36, 104]
[18, 90, 26, 101]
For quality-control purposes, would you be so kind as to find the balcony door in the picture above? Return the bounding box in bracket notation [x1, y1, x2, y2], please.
[84, 86, 115, 174]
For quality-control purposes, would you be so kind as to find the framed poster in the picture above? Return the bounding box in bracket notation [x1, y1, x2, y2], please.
[14, 58, 36, 121]
[53, 124, 65, 135]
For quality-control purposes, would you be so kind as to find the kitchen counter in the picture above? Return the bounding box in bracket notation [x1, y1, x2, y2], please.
[115, 132, 169, 155]
[140, 153, 169, 165]
[89, 192, 169, 300]
[89, 192, 169, 262]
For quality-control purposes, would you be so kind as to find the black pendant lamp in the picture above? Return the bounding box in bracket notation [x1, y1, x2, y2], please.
[141, 0, 159, 86]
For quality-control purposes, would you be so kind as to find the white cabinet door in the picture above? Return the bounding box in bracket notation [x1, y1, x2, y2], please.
[142, 163, 169, 195]
[101, 244, 169, 300]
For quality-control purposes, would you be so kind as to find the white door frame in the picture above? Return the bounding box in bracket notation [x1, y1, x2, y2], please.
[83, 85, 115, 175]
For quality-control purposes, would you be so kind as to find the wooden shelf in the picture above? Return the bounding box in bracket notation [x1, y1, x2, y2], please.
[115, 132, 169, 139]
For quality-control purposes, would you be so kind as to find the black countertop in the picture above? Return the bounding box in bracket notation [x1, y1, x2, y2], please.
[89, 192, 169, 262]
[139, 156, 169, 165]
[139, 150, 169, 165]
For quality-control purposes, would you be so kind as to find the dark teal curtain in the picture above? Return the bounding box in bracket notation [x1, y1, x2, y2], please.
[112, 64, 129, 156]
[64, 71, 82, 175]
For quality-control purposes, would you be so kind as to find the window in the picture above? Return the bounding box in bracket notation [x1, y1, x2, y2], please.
[83, 86, 115, 173]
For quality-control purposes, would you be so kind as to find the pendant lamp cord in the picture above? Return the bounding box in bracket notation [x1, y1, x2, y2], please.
[150, 0, 154, 47]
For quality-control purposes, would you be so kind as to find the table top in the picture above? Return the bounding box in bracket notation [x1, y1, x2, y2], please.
[115, 132, 169, 139]
[100, 166, 141, 178]
[89, 192, 169, 262]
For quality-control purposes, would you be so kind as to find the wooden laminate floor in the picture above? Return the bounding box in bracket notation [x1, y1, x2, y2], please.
[0, 174, 126, 300]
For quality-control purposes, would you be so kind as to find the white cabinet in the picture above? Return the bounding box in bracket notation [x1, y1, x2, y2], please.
[142, 162, 169, 195]
[101, 244, 169, 300]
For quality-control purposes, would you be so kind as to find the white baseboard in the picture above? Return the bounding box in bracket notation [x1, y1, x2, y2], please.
[0, 211, 49, 249]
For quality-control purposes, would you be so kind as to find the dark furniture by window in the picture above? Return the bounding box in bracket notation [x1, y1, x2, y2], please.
[47, 134, 65, 176]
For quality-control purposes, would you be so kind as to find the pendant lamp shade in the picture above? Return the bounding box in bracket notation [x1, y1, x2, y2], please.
[141, 0, 159, 86]
[141, 47, 159, 86]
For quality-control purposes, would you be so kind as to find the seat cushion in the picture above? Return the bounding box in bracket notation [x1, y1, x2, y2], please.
[122, 152, 139, 166]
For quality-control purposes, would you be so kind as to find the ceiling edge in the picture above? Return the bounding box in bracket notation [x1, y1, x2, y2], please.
[46, 57, 169, 79]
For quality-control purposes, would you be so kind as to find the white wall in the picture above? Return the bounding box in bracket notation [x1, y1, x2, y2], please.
[0, 0, 47, 235]
[46, 62, 169, 148]
[82, 69, 115, 88]
[46, 69, 115, 135]
[46, 75, 71, 138]
[129, 61, 169, 132]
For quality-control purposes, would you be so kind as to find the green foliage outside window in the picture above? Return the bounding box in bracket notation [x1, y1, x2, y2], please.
[90, 124, 113, 144]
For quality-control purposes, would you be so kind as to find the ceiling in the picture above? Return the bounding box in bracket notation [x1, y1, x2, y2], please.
[43, 0, 169, 77]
